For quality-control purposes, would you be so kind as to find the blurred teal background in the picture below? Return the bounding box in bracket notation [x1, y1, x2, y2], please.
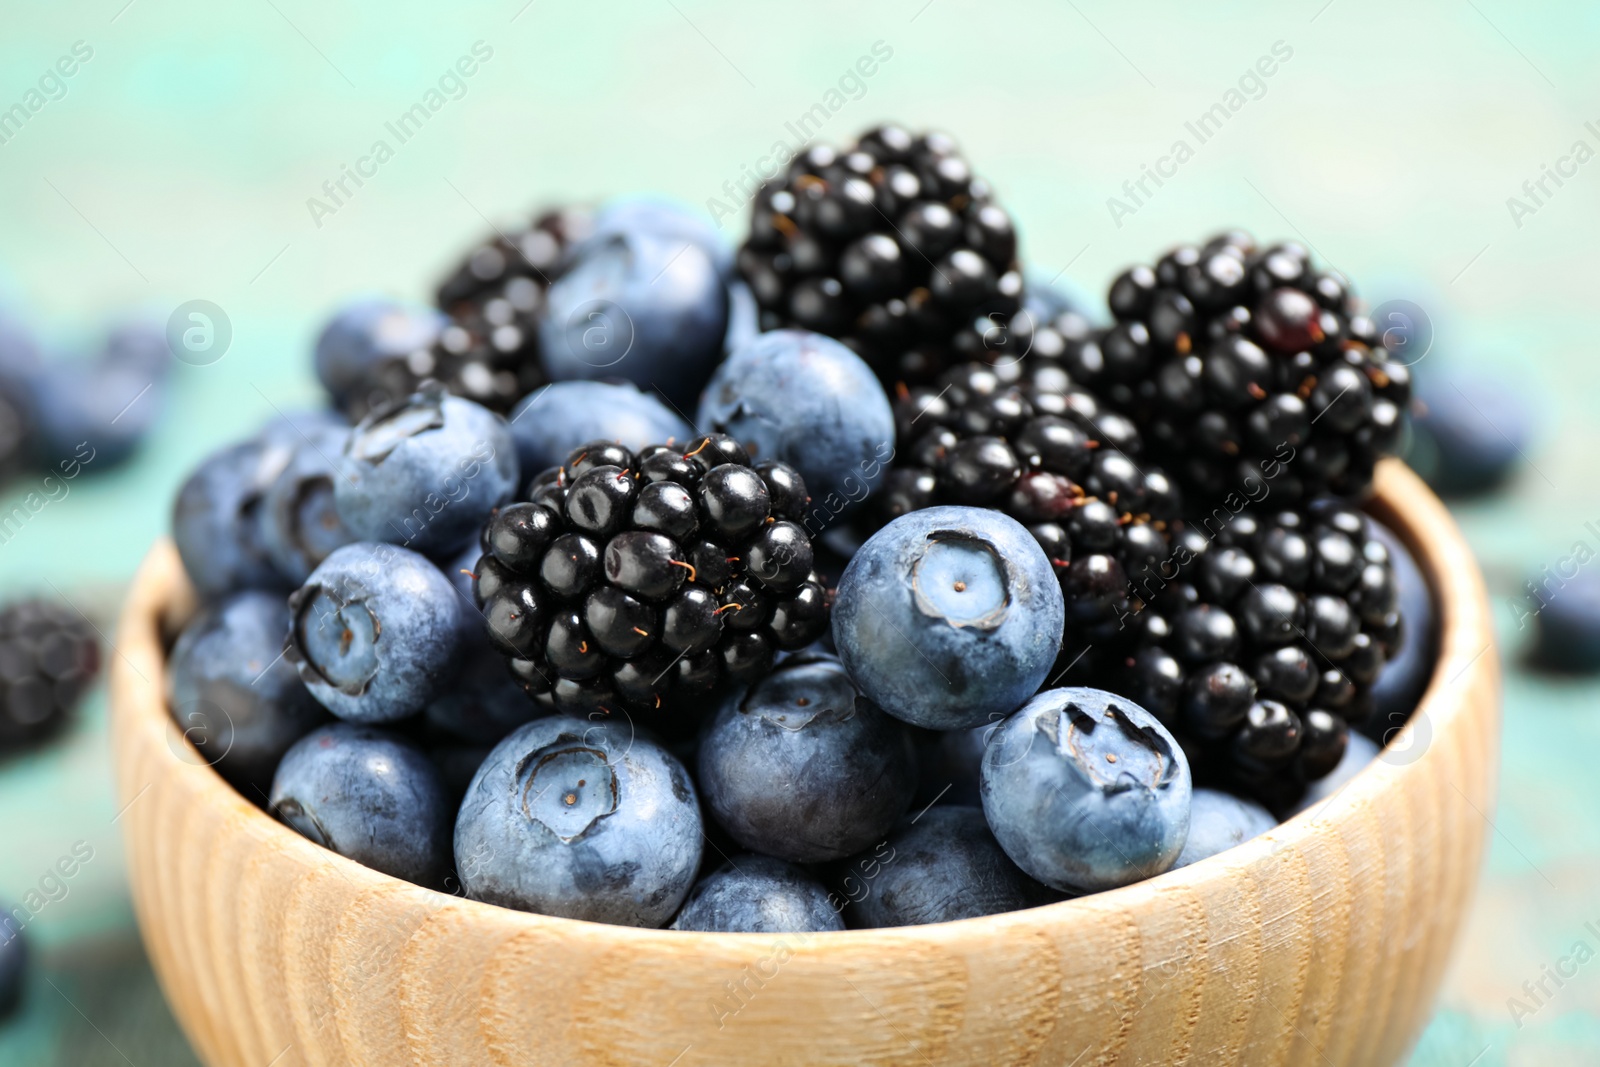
[1, 0, 1597, 1062]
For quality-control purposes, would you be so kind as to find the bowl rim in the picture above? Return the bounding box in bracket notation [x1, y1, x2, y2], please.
[111, 458, 1497, 946]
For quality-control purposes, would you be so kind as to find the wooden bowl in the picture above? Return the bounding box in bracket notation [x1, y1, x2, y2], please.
[109, 460, 1499, 1067]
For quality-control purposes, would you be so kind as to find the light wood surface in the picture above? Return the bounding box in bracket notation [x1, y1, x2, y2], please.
[108, 459, 1500, 1067]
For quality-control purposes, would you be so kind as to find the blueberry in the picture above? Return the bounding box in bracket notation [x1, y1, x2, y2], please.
[167, 591, 329, 796]
[539, 230, 727, 410]
[723, 278, 761, 354]
[431, 742, 494, 807]
[108, 315, 177, 376]
[815, 527, 862, 584]
[0, 915, 24, 1020]
[1172, 788, 1276, 868]
[697, 651, 916, 863]
[579, 194, 733, 278]
[173, 436, 296, 598]
[0, 310, 38, 384]
[980, 687, 1192, 893]
[911, 722, 995, 807]
[0, 386, 27, 481]
[0, 310, 41, 458]
[334, 383, 517, 556]
[670, 854, 844, 933]
[505, 380, 691, 479]
[260, 425, 357, 584]
[286, 542, 466, 722]
[1022, 267, 1103, 325]
[20, 322, 169, 468]
[1534, 568, 1600, 673]
[257, 406, 350, 446]
[454, 716, 702, 927]
[442, 538, 483, 603]
[1366, 518, 1435, 735]
[1290, 731, 1379, 816]
[313, 296, 445, 406]
[1405, 371, 1531, 495]
[832, 506, 1064, 729]
[839, 806, 1058, 928]
[269, 723, 453, 888]
[698, 330, 895, 517]
[423, 631, 538, 745]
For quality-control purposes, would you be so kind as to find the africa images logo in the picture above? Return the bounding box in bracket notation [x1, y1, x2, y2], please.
[0, 40, 94, 147]
[305, 41, 495, 229]
[704, 40, 895, 228]
[1105, 40, 1294, 228]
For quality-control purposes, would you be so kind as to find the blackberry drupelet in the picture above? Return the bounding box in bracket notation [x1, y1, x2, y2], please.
[738, 125, 1023, 388]
[1120, 498, 1401, 799]
[474, 434, 831, 716]
[0, 599, 100, 751]
[1067, 231, 1410, 506]
[348, 206, 594, 419]
[874, 361, 1179, 655]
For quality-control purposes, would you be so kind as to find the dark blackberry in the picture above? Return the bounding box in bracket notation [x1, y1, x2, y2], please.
[347, 206, 594, 419]
[474, 435, 830, 716]
[1068, 231, 1410, 506]
[1119, 498, 1400, 798]
[873, 361, 1180, 655]
[738, 125, 1023, 389]
[1007, 300, 1098, 378]
[0, 599, 100, 751]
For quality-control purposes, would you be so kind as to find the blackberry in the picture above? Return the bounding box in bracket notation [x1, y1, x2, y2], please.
[1066, 230, 1410, 506]
[738, 125, 1023, 389]
[874, 361, 1180, 653]
[348, 206, 594, 419]
[1119, 498, 1400, 799]
[0, 599, 100, 751]
[474, 434, 831, 716]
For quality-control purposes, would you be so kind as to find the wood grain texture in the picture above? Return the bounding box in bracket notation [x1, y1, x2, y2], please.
[108, 459, 1500, 1067]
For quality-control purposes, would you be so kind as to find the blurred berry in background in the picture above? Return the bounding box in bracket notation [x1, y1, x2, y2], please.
[0, 599, 99, 754]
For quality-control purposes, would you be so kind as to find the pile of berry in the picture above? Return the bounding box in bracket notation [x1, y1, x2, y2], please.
[165, 123, 1436, 934]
